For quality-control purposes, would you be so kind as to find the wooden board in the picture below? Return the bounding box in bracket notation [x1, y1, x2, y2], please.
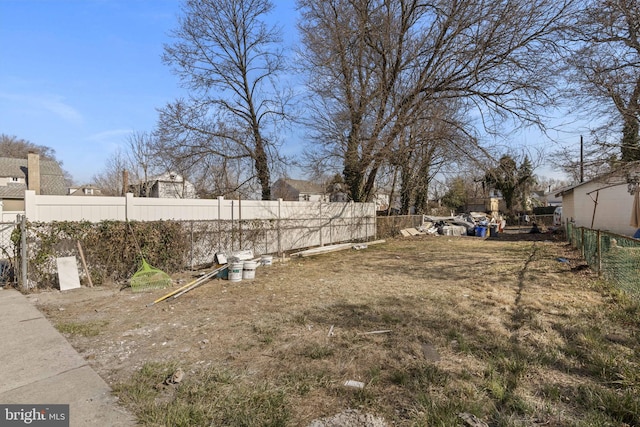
[290, 243, 353, 258]
[56, 256, 81, 291]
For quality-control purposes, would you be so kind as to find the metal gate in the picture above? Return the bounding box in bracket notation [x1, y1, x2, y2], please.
[0, 216, 20, 286]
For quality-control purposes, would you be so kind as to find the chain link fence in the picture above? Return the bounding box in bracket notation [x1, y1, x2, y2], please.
[18, 214, 376, 289]
[376, 215, 424, 238]
[0, 216, 20, 286]
[567, 222, 640, 299]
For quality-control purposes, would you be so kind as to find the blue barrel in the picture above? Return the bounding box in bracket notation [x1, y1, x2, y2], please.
[475, 226, 487, 237]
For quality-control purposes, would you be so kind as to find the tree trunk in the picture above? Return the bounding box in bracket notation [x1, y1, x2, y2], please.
[254, 136, 271, 200]
[344, 133, 364, 202]
[621, 117, 640, 162]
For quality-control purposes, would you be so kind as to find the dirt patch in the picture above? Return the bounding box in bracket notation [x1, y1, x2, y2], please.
[27, 235, 639, 426]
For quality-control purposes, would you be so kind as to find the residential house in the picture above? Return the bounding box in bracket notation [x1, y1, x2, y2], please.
[555, 164, 640, 236]
[545, 190, 563, 207]
[0, 153, 66, 211]
[373, 190, 402, 214]
[271, 178, 328, 201]
[67, 185, 102, 196]
[129, 172, 197, 199]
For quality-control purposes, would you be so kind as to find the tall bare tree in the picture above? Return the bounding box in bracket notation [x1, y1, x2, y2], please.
[0, 134, 58, 161]
[159, 0, 290, 200]
[566, 0, 640, 162]
[0, 134, 74, 184]
[127, 131, 161, 197]
[391, 107, 461, 214]
[92, 148, 130, 196]
[297, 0, 576, 202]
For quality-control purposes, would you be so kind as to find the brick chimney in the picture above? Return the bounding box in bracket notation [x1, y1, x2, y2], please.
[27, 151, 41, 194]
[122, 169, 129, 196]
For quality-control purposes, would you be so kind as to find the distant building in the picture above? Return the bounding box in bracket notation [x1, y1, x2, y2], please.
[67, 185, 102, 196]
[373, 190, 400, 213]
[129, 172, 197, 199]
[271, 178, 328, 201]
[0, 153, 66, 211]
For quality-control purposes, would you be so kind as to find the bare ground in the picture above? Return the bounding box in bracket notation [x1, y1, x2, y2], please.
[26, 231, 639, 426]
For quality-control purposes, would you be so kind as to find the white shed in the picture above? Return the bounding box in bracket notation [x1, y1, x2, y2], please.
[556, 166, 640, 237]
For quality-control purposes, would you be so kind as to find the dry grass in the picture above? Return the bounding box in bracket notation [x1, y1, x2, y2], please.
[32, 234, 640, 426]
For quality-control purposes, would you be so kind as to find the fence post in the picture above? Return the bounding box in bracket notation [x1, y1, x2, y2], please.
[231, 200, 235, 252]
[239, 197, 242, 250]
[351, 201, 355, 242]
[20, 215, 27, 290]
[277, 198, 282, 256]
[597, 229, 602, 277]
[217, 196, 223, 253]
[125, 193, 135, 221]
[319, 203, 323, 247]
[581, 227, 585, 258]
[329, 216, 333, 245]
[190, 220, 194, 270]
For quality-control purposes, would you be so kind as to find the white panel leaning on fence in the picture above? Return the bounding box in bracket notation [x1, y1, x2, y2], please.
[22, 190, 377, 254]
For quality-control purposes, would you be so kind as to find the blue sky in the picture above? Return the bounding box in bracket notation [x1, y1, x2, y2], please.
[0, 0, 299, 184]
[0, 0, 579, 186]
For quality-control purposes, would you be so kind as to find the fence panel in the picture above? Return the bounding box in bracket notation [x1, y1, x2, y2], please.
[568, 222, 640, 300]
[19, 195, 377, 287]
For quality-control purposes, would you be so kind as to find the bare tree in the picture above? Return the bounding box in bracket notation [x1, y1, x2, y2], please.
[391, 108, 462, 214]
[0, 134, 58, 161]
[297, 0, 576, 202]
[126, 131, 161, 197]
[92, 148, 131, 196]
[159, 0, 290, 200]
[566, 0, 640, 162]
[0, 134, 74, 184]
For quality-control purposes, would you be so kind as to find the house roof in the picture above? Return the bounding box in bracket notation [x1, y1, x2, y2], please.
[68, 185, 102, 196]
[276, 178, 326, 194]
[554, 163, 640, 197]
[0, 183, 27, 198]
[0, 157, 67, 198]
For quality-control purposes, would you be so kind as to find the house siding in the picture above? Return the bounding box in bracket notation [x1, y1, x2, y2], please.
[562, 178, 636, 236]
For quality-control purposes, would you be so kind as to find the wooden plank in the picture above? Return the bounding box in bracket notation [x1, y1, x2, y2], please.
[400, 229, 412, 237]
[76, 241, 93, 287]
[290, 243, 353, 258]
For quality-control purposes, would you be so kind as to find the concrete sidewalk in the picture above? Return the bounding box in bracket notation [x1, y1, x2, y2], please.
[0, 288, 136, 426]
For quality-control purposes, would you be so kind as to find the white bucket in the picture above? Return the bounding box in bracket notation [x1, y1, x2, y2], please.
[228, 262, 244, 282]
[261, 255, 273, 266]
[243, 261, 258, 280]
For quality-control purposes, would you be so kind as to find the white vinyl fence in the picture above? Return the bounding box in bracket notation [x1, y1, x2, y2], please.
[23, 191, 376, 261]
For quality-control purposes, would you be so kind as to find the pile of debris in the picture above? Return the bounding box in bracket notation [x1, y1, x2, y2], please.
[401, 213, 497, 237]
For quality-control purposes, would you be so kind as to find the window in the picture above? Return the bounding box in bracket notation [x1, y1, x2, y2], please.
[84, 188, 94, 195]
[11, 177, 19, 182]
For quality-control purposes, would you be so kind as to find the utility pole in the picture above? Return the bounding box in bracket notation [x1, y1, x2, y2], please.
[580, 135, 584, 183]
